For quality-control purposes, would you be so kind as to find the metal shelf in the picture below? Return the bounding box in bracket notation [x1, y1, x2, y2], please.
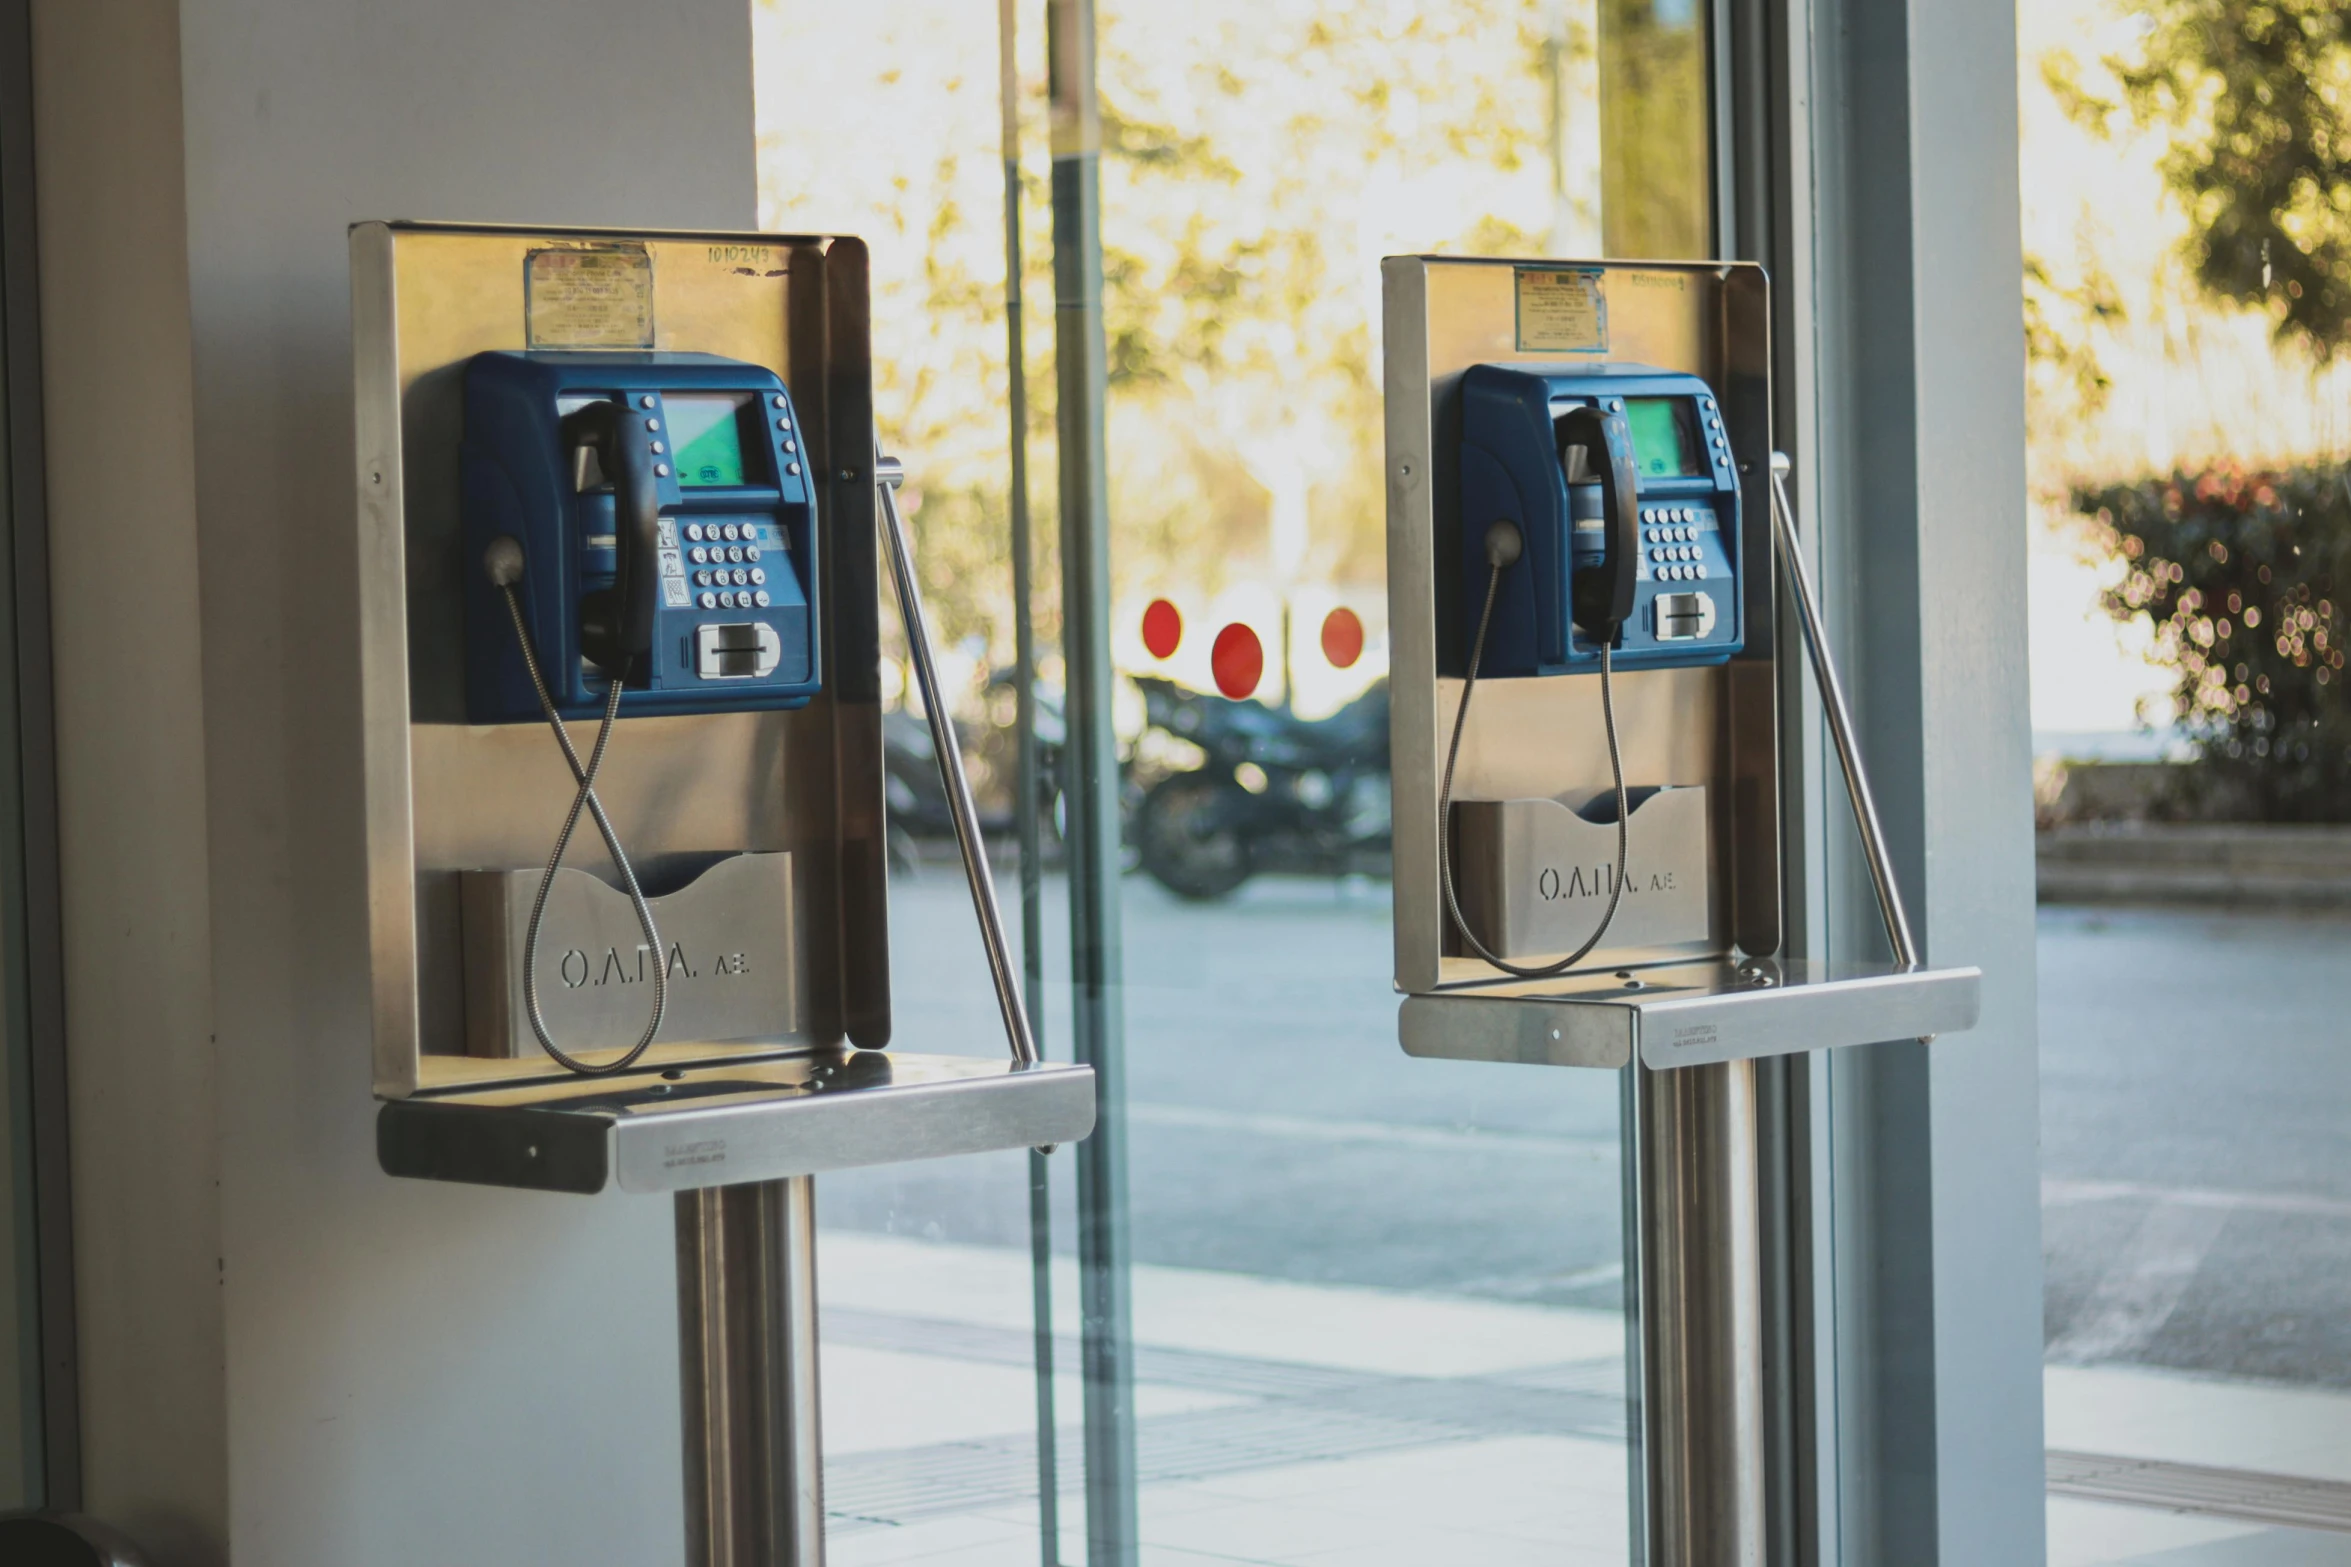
[1399, 957, 1980, 1071]
[377, 1049, 1096, 1194]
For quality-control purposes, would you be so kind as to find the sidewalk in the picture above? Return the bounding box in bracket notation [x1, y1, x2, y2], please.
[2048, 1366, 2351, 1565]
[2038, 824, 2351, 908]
[818, 1231, 1631, 1567]
[815, 1232, 2351, 1566]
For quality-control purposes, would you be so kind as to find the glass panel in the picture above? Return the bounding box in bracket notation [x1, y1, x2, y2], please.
[754, 8, 1056, 1561]
[1597, 0, 1710, 260]
[755, 0, 1716, 1560]
[1086, 8, 1634, 1562]
[2020, 5, 2351, 1557]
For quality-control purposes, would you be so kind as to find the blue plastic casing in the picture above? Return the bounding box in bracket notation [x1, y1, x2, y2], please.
[1459, 362, 1744, 676]
[462, 350, 821, 722]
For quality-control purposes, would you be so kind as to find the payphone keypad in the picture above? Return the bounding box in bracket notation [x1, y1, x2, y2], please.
[1641, 504, 1725, 582]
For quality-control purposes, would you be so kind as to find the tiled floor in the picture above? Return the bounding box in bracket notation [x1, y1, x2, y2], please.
[816, 1231, 2351, 1566]
[819, 1232, 1632, 1566]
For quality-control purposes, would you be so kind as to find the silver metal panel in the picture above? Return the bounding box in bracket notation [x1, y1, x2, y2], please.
[460, 852, 803, 1059]
[375, 1052, 1097, 1193]
[1453, 785, 1712, 962]
[1398, 960, 1979, 1071]
[1382, 256, 1778, 998]
[351, 222, 887, 1097]
[352, 223, 423, 1095]
[1398, 991, 1631, 1070]
[610, 1056, 1092, 1192]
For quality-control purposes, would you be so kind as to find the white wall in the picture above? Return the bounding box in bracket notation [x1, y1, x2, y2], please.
[30, 0, 223, 1555]
[40, 0, 761, 1560]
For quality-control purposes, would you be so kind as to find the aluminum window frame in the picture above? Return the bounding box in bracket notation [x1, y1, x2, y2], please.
[1727, 0, 2047, 1560]
[0, 0, 79, 1509]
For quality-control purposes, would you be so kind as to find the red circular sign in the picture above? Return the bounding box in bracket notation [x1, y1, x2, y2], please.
[1211, 622, 1264, 700]
[1320, 606, 1365, 669]
[1141, 597, 1182, 660]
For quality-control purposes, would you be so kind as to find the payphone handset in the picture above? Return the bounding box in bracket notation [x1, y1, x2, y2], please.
[1439, 362, 1746, 977]
[458, 349, 823, 1075]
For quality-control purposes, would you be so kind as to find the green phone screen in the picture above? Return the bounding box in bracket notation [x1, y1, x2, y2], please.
[667, 395, 750, 488]
[1624, 397, 1703, 479]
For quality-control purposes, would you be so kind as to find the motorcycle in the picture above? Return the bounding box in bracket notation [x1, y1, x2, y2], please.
[883, 667, 1067, 870]
[1130, 675, 1391, 899]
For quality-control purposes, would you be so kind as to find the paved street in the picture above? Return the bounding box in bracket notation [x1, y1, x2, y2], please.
[825, 868, 2351, 1389]
[2041, 903, 2351, 1389]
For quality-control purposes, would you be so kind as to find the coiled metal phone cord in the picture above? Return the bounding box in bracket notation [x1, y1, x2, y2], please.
[1437, 523, 1630, 978]
[497, 576, 669, 1076]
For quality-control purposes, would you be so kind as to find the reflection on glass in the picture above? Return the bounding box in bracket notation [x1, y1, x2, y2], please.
[756, 0, 1670, 1559]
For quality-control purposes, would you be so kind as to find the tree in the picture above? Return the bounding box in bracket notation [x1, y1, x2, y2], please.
[2078, 462, 2351, 820]
[2056, 0, 2351, 359]
[758, 0, 1590, 667]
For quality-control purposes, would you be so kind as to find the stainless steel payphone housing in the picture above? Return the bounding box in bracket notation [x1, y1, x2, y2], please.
[351, 222, 1091, 1567]
[1385, 256, 1981, 1561]
[1385, 255, 1979, 1056]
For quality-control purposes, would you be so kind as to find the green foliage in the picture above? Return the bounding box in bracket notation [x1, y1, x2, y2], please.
[2023, 250, 2126, 422]
[2084, 0, 2351, 359]
[1598, 0, 1711, 260]
[1089, 0, 1563, 591]
[2078, 463, 2351, 819]
[1596, 0, 1709, 260]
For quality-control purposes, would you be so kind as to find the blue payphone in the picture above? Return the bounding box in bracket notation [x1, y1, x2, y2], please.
[1457, 362, 1743, 676]
[457, 349, 826, 1075]
[1438, 361, 1747, 978]
[462, 350, 821, 723]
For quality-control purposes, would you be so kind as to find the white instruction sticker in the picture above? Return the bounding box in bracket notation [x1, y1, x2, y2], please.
[1515, 267, 1608, 354]
[526, 246, 655, 349]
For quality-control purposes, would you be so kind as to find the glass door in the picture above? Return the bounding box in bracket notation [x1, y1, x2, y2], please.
[2019, 6, 2351, 1560]
[754, 0, 1718, 1559]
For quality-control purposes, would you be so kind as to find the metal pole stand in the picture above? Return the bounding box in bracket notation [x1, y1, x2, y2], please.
[1638, 1059, 1765, 1563]
[678, 1176, 826, 1567]
[666, 450, 1055, 1567]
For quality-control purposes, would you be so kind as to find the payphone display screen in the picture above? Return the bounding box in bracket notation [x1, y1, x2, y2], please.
[1623, 396, 1702, 479]
[667, 394, 754, 488]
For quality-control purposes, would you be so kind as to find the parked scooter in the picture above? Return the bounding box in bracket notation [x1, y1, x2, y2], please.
[883, 667, 1067, 869]
[1131, 676, 1391, 899]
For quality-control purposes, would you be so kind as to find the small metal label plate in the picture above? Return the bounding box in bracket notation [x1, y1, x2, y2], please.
[1451, 785, 1713, 961]
[460, 850, 801, 1059]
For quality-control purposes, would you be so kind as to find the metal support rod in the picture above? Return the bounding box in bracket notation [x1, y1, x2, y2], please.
[678, 1176, 824, 1567]
[1766, 452, 1921, 968]
[994, 8, 1065, 1559]
[874, 449, 1041, 1068]
[1638, 1060, 1766, 1566]
[1048, 0, 1141, 1555]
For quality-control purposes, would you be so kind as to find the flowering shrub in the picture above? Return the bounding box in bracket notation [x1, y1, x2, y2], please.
[2077, 463, 2351, 820]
